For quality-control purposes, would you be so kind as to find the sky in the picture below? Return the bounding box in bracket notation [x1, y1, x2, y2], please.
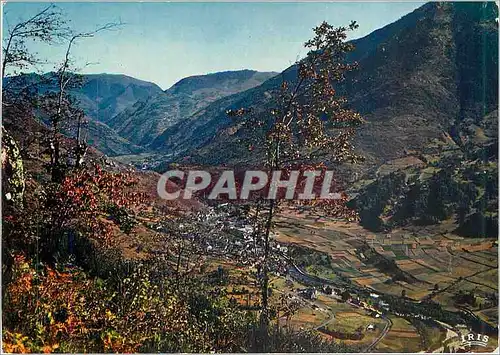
[3, 2, 424, 90]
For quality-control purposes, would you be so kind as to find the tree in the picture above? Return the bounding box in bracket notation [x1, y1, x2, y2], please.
[341, 290, 351, 302]
[40, 22, 121, 182]
[2, 4, 69, 77]
[228, 21, 363, 349]
[155, 212, 222, 290]
[2, 5, 69, 157]
[2, 6, 121, 181]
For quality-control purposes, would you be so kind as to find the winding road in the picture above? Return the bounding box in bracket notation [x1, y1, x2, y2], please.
[289, 262, 393, 350]
[364, 316, 392, 352]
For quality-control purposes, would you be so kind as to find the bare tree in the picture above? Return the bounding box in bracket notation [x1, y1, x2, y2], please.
[2, 4, 70, 155]
[153, 210, 226, 291]
[2, 3, 122, 180]
[2, 4, 69, 77]
[41, 22, 122, 182]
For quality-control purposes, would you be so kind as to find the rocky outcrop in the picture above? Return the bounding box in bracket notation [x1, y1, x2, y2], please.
[2, 126, 25, 209]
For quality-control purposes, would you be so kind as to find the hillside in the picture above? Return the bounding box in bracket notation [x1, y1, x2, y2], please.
[85, 120, 146, 156]
[150, 2, 498, 176]
[3, 72, 164, 123]
[146, 2, 498, 235]
[2, 3, 498, 353]
[349, 110, 498, 236]
[4, 70, 276, 156]
[109, 70, 277, 146]
[3, 73, 163, 156]
[67, 73, 165, 123]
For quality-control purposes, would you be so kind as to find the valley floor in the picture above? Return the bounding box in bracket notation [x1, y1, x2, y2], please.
[266, 209, 499, 353]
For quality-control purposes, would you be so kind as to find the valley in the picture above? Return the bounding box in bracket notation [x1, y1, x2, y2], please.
[2, 1, 498, 353]
[182, 204, 498, 352]
[274, 212, 498, 352]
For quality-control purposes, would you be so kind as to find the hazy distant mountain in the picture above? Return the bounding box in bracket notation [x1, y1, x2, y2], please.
[67, 73, 165, 155]
[70, 73, 165, 124]
[4, 70, 276, 155]
[3, 73, 163, 155]
[107, 70, 278, 146]
[150, 2, 498, 174]
[147, 2, 498, 234]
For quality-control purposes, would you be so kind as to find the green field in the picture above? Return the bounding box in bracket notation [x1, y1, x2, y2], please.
[272, 211, 498, 352]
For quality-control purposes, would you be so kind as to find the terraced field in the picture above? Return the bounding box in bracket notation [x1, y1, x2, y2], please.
[477, 307, 499, 328]
[320, 311, 386, 347]
[273, 209, 498, 351]
[287, 307, 330, 329]
[375, 317, 422, 352]
[275, 211, 497, 299]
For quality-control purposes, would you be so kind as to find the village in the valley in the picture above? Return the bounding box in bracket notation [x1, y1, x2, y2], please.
[177, 203, 498, 353]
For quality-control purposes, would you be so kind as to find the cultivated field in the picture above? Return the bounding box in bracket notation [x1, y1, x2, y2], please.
[272, 209, 498, 351]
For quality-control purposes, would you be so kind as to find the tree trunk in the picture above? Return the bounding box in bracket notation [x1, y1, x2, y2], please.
[1, 126, 25, 210]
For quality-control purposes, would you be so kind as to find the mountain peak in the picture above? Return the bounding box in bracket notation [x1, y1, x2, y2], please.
[150, 1, 497, 173]
[166, 69, 278, 94]
[105, 70, 277, 147]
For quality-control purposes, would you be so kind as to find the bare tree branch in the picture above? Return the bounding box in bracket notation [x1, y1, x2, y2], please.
[2, 4, 70, 76]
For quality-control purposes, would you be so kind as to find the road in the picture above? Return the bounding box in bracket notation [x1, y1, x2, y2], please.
[364, 316, 392, 352]
[343, 297, 392, 352]
[273, 280, 336, 335]
[295, 302, 336, 335]
[279, 218, 498, 352]
[290, 262, 394, 349]
[288, 255, 495, 351]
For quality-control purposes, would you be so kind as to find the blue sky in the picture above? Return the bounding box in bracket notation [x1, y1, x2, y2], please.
[3, 2, 424, 89]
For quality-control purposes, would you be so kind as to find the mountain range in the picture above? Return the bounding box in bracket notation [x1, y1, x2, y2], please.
[7, 2, 497, 168]
[149, 2, 498, 176]
[5, 70, 277, 156]
[107, 70, 277, 147]
[4, 2, 498, 235]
